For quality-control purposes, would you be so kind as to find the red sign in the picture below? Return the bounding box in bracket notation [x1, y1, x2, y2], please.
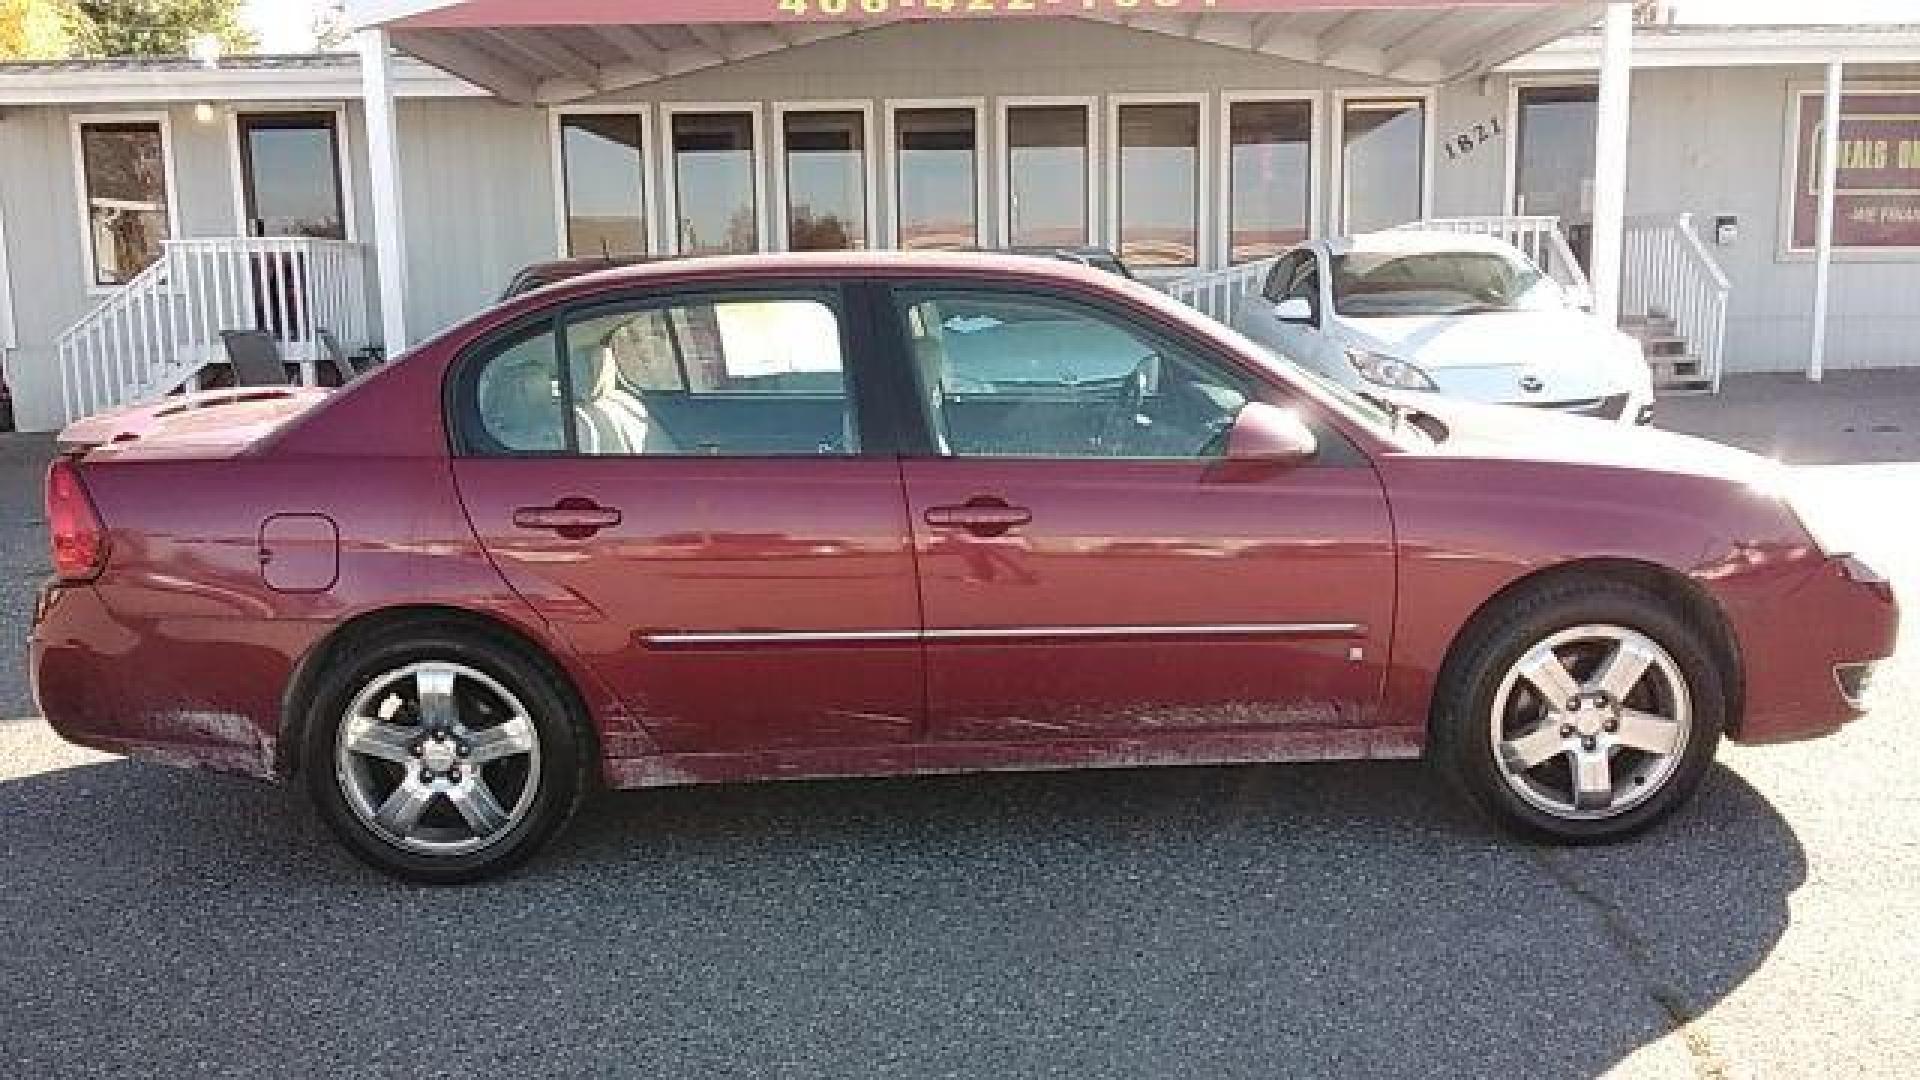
[1791, 91, 1920, 251]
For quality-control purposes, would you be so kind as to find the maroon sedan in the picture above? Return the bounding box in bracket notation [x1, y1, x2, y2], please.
[32, 253, 1897, 882]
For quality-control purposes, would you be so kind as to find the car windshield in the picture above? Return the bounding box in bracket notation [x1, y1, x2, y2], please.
[1331, 249, 1562, 317]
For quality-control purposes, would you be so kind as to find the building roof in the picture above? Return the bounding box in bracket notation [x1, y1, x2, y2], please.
[0, 51, 478, 105]
[356, 2, 1612, 103]
[1, 19, 1916, 106]
[1500, 22, 1920, 70]
[0, 52, 355, 75]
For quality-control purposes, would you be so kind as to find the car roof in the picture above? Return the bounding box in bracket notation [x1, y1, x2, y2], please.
[545, 249, 1121, 294]
[1321, 230, 1527, 258]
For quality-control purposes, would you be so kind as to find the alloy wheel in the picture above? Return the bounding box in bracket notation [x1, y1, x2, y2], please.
[334, 661, 542, 856]
[1489, 624, 1693, 820]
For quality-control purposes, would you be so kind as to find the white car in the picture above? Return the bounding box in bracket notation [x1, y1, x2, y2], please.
[1230, 231, 1654, 425]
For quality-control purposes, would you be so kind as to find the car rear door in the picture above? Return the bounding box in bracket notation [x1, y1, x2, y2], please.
[448, 282, 923, 755]
[881, 281, 1396, 744]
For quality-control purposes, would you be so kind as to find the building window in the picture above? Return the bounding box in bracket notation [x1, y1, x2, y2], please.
[781, 109, 869, 251]
[1116, 101, 1201, 269]
[559, 112, 648, 258]
[894, 106, 980, 250]
[1340, 98, 1426, 233]
[237, 111, 348, 240]
[1786, 88, 1920, 252]
[1227, 99, 1313, 264]
[670, 110, 761, 256]
[1006, 104, 1091, 248]
[76, 118, 173, 287]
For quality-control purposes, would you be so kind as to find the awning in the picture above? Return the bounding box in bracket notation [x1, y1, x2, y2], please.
[346, 1, 1614, 105]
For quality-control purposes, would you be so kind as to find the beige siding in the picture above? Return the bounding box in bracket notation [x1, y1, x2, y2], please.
[1492, 62, 1920, 376]
[394, 98, 555, 341]
[0, 102, 240, 431]
[0, 99, 376, 431]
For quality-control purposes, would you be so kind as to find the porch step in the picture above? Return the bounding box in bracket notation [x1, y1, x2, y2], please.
[1621, 316, 1676, 335]
[1651, 353, 1712, 393]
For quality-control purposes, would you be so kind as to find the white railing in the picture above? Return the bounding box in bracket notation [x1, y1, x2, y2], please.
[1401, 215, 1594, 308]
[1163, 258, 1279, 323]
[56, 237, 371, 422]
[1622, 213, 1731, 391]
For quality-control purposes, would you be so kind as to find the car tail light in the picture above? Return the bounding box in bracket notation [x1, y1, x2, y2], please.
[46, 459, 108, 582]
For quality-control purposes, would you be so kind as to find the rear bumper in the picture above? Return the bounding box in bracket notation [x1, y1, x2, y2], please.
[31, 583, 285, 780]
[1727, 554, 1900, 745]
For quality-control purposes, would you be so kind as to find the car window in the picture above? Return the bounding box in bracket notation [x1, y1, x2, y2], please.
[1285, 252, 1319, 304]
[894, 287, 1252, 460]
[1330, 249, 1559, 317]
[472, 320, 566, 453]
[562, 296, 855, 456]
[1261, 252, 1300, 302]
[458, 294, 858, 457]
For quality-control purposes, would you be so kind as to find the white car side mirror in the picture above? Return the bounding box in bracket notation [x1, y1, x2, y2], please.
[1274, 295, 1314, 324]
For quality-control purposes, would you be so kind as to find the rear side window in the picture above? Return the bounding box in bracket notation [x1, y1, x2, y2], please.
[455, 293, 858, 457]
[471, 320, 566, 453]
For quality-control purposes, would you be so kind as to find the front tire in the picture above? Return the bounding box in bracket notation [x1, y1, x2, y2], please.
[301, 625, 587, 884]
[1434, 579, 1724, 843]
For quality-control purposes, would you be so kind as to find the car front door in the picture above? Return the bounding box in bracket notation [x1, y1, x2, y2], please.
[448, 284, 922, 755]
[884, 282, 1395, 743]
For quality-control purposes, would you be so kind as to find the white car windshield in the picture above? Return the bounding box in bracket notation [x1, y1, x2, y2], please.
[1331, 250, 1562, 318]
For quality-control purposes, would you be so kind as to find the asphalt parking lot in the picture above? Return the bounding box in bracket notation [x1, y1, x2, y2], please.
[2, 375, 1915, 1078]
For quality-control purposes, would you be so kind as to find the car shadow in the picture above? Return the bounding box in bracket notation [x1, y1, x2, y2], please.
[1, 753, 1800, 1077]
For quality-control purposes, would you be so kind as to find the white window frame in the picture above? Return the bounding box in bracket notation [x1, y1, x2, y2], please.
[883, 97, 990, 250]
[225, 103, 359, 241]
[996, 95, 1100, 250]
[1106, 92, 1213, 275]
[659, 101, 769, 257]
[771, 100, 879, 253]
[550, 103, 660, 259]
[1329, 88, 1436, 235]
[1218, 91, 1323, 265]
[1502, 77, 1597, 218]
[1778, 79, 1920, 261]
[70, 111, 181, 296]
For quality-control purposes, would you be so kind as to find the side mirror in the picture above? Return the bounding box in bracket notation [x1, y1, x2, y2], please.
[1274, 295, 1314, 324]
[1225, 401, 1318, 465]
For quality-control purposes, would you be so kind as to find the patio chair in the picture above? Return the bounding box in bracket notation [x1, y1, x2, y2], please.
[317, 329, 361, 385]
[218, 330, 293, 387]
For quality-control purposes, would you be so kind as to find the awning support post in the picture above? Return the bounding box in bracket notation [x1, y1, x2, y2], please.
[1810, 59, 1843, 383]
[1588, 1, 1633, 328]
[360, 27, 410, 356]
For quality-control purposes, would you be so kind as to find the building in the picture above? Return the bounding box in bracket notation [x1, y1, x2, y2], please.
[0, 1, 1915, 433]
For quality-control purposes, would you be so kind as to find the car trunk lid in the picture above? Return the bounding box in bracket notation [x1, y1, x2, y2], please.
[57, 387, 330, 461]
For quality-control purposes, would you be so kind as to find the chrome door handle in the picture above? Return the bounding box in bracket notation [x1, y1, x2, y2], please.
[924, 498, 1032, 537]
[512, 498, 621, 538]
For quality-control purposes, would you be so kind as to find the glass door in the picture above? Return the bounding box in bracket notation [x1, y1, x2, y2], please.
[1513, 85, 1598, 266]
[237, 112, 347, 240]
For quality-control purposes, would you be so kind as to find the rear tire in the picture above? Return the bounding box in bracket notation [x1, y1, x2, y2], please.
[1433, 578, 1724, 843]
[301, 624, 588, 884]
